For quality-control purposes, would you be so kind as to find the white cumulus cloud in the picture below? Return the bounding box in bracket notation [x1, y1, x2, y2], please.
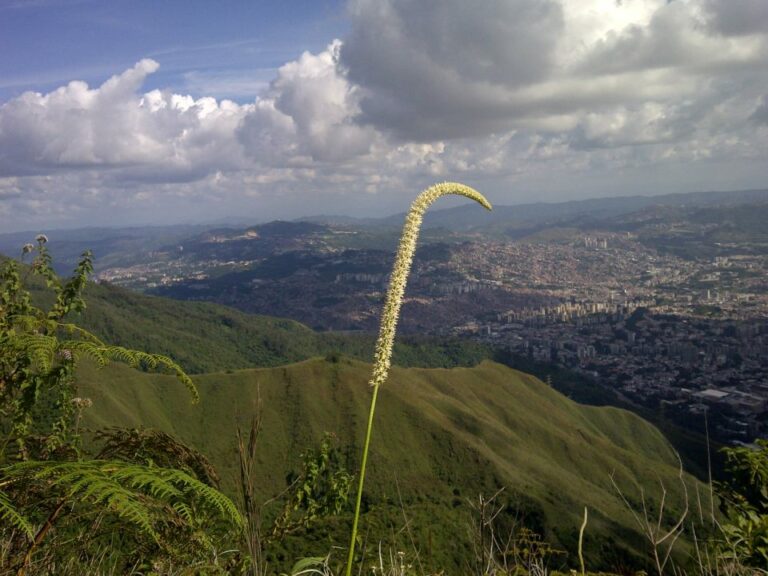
[1, 0, 767, 231]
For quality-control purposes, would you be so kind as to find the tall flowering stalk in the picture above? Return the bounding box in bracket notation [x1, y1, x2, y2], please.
[344, 182, 491, 576]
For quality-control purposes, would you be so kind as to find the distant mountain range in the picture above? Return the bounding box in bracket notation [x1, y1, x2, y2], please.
[0, 224, 208, 274]
[3, 188, 767, 272]
[304, 187, 768, 231]
[6, 188, 768, 252]
[368, 189, 768, 231]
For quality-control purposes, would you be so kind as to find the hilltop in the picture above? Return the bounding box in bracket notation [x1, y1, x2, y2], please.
[77, 356, 697, 573]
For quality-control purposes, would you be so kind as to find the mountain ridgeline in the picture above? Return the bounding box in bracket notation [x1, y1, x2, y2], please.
[76, 281, 491, 374]
[4, 187, 767, 276]
[77, 357, 695, 573]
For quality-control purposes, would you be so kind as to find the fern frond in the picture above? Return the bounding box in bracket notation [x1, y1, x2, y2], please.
[10, 336, 197, 402]
[172, 501, 194, 524]
[96, 347, 198, 402]
[101, 345, 143, 367]
[11, 460, 161, 541]
[0, 487, 34, 538]
[63, 339, 110, 367]
[54, 341, 199, 402]
[95, 427, 220, 487]
[112, 465, 182, 500]
[158, 467, 243, 528]
[4, 460, 241, 538]
[57, 323, 105, 345]
[16, 334, 57, 373]
[136, 352, 197, 402]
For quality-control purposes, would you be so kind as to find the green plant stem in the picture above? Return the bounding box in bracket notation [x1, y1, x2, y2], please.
[17, 498, 67, 576]
[344, 383, 380, 576]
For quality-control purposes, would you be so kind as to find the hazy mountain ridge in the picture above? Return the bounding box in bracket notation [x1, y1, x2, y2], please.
[4, 188, 767, 275]
[315, 188, 768, 232]
[0, 224, 210, 275]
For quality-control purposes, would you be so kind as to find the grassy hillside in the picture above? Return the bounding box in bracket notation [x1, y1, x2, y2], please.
[79, 281, 321, 373]
[10, 255, 327, 373]
[77, 357, 698, 573]
[76, 281, 490, 373]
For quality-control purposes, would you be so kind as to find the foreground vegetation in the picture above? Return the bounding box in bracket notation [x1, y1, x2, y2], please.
[0, 239, 244, 574]
[2, 233, 766, 574]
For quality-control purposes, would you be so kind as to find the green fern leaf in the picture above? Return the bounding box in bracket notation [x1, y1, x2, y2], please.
[17, 334, 57, 373]
[4, 459, 240, 541]
[172, 501, 194, 524]
[0, 488, 34, 538]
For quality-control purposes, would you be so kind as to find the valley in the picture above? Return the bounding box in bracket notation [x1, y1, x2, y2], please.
[15, 189, 763, 446]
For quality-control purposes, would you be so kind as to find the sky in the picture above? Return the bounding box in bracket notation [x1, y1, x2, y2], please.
[1, 0, 767, 232]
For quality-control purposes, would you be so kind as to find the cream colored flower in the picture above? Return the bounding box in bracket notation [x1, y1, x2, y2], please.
[71, 397, 93, 409]
[369, 182, 491, 388]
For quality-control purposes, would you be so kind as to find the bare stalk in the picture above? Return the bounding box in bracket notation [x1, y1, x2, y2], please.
[610, 453, 689, 576]
[578, 506, 588, 576]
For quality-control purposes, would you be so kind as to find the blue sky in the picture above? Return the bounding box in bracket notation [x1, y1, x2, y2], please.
[0, 0, 346, 100]
[1, 0, 767, 231]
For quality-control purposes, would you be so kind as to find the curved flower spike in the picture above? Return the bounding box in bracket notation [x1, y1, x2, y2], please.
[369, 182, 491, 388]
[345, 182, 491, 576]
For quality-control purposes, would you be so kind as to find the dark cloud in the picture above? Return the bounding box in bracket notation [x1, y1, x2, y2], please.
[340, 0, 564, 139]
[704, 0, 768, 37]
[576, 3, 708, 75]
[751, 94, 768, 125]
[339, 0, 768, 143]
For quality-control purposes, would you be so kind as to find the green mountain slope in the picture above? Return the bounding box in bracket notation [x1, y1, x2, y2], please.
[78, 357, 696, 573]
[79, 281, 321, 373]
[76, 281, 489, 373]
[5, 254, 327, 373]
